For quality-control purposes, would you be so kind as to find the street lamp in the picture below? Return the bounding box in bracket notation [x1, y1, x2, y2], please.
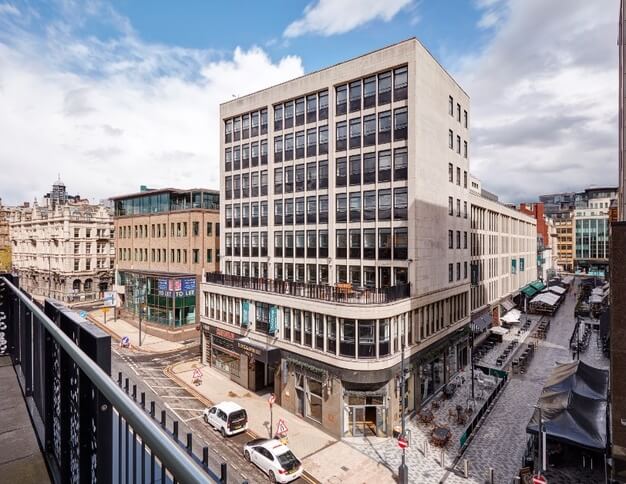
[469, 323, 477, 401]
[398, 320, 408, 484]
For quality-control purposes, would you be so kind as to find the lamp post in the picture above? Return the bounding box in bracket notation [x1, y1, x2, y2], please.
[469, 323, 477, 401]
[398, 327, 408, 484]
[533, 404, 544, 478]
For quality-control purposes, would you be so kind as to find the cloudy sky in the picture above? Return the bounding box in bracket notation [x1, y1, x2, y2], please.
[0, 0, 619, 205]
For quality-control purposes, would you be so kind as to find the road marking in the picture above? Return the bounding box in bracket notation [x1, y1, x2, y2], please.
[166, 407, 204, 412]
[149, 385, 183, 389]
[159, 395, 199, 400]
[165, 403, 185, 422]
[182, 415, 204, 423]
[141, 376, 172, 380]
[143, 380, 158, 396]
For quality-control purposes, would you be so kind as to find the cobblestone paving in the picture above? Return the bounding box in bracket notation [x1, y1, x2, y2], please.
[477, 316, 541, 369]
[346, 280, 610, 484]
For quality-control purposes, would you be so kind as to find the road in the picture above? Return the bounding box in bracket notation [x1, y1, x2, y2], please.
[111, 344, 308, 484]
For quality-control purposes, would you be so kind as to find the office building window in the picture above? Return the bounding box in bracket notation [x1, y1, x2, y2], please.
[349, 118, 361, 149]
[363, 114, 376, 147]
[349, 155, 361, 186]
[378, 189, 392, 220]
[284, 166, 294, 193]
[318, 195, 328, 223]
[363, 152, 376, 184]
[349, 229, 361, 259]
[378, 228, 391, 260]
[378, 150, 391, 182]
[448, 129, 453, 149]
[449, 96, 453, 116]
[296, 131, 305, 158]
[448, 230, 453, 249]
[336, 85, 347, 115]
[394, 187, 408, 220]
[448, 263, 453, 282]
[319, 90, 329, 120]
[336, 157, 347, 187]
[364, 229, 376, 260]
[363, 76, 376, 108]
[306, 94, 317, 123]
[378, 111, 391, 143]
[464, 141, 468, 158]
[448, 197, 453, 215]
[336, 194, 347, 222]
[394, 147, 408, 180]
[307, 162, 317, 190]
[349, 192, 361, 222]
[336, 121, 347, 151]
[295, 164, 305, 192]
[295, 197, 305, 224]
[394, 107, 408, 140]
[307, 230, 317, 258]
[363, 190, 376, 221]
[349, 80, 361, 112]
[336, 229, 347, 258]
[449, 163, 453, 183]
[307, 128, 317, 157]
[378, 71, 392, 105]
[318, 160, 328, 189]
[319, 230, 328, 258]
[307, 197, 317, 224]
[394, 227, 408, 260]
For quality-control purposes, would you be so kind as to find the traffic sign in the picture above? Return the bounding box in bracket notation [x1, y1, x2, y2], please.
[532, 476, 547, 484]
[103, 291, 117, 308]
[192, 368, 203, 379]
[121, 336, 130, 347]
[79, 310, 87, 319]
[102, 307, 110, 314]
[275, 418, 288, 436]
[268, 393, 276, 406]
[398, 437, 408, 449]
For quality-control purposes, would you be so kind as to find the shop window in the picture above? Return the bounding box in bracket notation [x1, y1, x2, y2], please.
[327, 317, 336, 353]
[359, 320, 376, 358]
[340, 319, 356, 358]
[336, 229, 347, 259]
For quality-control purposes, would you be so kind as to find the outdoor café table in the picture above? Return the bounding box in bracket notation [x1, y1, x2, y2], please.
[419, 408, 434, 424]
[431, 427, 451, 447]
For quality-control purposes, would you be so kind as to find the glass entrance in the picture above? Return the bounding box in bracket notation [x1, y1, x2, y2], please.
[344, 395, 387, 437]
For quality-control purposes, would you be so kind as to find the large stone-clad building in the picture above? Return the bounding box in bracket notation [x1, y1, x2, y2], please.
[10, 196, 114, 303]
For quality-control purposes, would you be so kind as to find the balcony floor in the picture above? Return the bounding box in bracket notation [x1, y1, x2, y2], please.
[0, 356, 50, 483]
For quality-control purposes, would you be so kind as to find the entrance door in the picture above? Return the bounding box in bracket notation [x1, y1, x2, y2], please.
[364, 407, 377, 436]
[352, 407, 365, 436]
[255, 360, 265, 390]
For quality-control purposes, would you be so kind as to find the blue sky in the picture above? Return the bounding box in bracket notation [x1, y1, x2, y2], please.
[0, 0, 619, 205]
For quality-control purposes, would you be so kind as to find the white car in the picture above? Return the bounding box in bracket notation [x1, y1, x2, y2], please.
[202, 401, 248, 437]
[243, 438, 303, 483]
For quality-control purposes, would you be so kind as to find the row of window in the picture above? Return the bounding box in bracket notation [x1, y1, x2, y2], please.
[448, 230, 468, 250]
[273, 90, 329, 131]
[224, 140, 268, 171]
[448, 130, 468, 157]
[448, 197, 468, 218]
[118, 247, 218, 265]
[273, 126, 328, 162]
[73, 258, 113, 271]
[335, 66, 408, 115]
[336, 148, 407, 186]
[448, 261, 469, 282]
[336, 108, 407, 151]
[224, 108, 269, 143]
[448, 164, 468, 188]
[72, 228, 110, 238]
[118, 222, 217, 239]
[224, 226, 408, 261]
[448, 95, 468, 128]
[225, 174, 268, 200]
[224, 201, 269, 227]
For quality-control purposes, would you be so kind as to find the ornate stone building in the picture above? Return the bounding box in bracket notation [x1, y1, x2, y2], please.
[10, 198, 114, 304]
[0, 200, 11, 271]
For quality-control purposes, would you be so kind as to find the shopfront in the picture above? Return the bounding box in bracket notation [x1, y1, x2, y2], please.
[119, 271, 197, 327]
[343, 389, 388, 437]
[205, 325, 281, 391]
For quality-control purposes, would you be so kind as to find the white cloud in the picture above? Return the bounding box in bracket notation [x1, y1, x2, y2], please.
[458, 0, 618, 202]
[284, 0, 412, 38]
[0, 4, 303, 205]
[477, 11, 500, 29]
[0, 3, 19, 16]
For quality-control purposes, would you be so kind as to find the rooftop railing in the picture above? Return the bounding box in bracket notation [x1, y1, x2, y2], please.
[204, 272, 410, 305]
[0, 274, 219, 483]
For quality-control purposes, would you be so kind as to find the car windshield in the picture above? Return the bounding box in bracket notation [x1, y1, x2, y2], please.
[228, 410, 247, 423]
[276, 450, 300, 470]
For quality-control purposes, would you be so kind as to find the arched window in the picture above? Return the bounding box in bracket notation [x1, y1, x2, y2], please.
[84, 279, 93, 291]
[73, 279, 81, 292]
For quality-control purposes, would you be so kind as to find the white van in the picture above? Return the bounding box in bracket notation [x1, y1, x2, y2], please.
[203, 401, 248, 437]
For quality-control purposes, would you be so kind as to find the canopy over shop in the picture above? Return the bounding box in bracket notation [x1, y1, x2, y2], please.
[500, 308, 521, 325]
[521, 280, 547, 299]
[529, 292, 561, 315]
[527, 360, 608, 452]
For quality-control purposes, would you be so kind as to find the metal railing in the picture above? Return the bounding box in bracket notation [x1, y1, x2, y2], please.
[0, 274, 218, 483]
[204, 272, 411, 305]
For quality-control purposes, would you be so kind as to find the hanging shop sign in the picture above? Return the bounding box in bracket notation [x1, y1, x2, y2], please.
[242, 300, 250, 327]
[269, 305, 278, 335]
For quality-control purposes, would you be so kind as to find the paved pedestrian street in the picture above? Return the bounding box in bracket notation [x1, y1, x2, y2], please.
[347, 282, 609, 484]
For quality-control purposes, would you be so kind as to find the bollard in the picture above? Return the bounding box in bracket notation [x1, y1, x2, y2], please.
[488, 467, 494, 484]
[187, 433, 193, 454]
[463, 459, 469, 478]
[220, 462, 228, 484]
[150, 401, 155, 418]
[140, 392, 145, 408]
[132, 384, 137, 400]
[124, 378, 129, 394]
[440, 448, 445, 468]
[424, 440, 429, 457]
[173, 421, 179, 440]
[202, 446, 209, 466]
[161, 410, 166, 427]
[118, 371, 122, 385]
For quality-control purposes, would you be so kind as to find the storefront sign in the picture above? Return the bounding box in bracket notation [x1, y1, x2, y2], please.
[242, 300, 250, 327]
[237, 341, 263, 358]
[212, 335, 236, 353]
[269, 305, 278, 334]
[212, 327, 236, 340]
[157, 277, 196, 297]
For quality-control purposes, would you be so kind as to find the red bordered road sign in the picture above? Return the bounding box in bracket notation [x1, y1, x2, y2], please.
[276, 418, 288, 435]
[532, 475, 547, 484]
[398, 437, 409, 449]
[192, 368, 203, 379]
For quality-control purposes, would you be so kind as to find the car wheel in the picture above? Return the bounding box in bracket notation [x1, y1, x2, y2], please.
[244, 450, 251, 462]
[268, 471, 276, 483]
[203, 415, 208, 424]
[220, 427, 227, 438]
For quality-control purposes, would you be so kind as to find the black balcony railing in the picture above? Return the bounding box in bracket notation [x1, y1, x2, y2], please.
[0, 274, 222, 484]
[204, 273, 410, 305]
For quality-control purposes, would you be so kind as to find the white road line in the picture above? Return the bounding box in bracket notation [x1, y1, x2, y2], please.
[167, 407, 204, 412]
[149, 385, 183, 389]
[182, 415, 204, 423]
[112, 348, 121, 356]
[165, 403, 185, 422]
[143, 380, 158, 396]
[141, 376, 172, 380]
[160, 395, 199, 400]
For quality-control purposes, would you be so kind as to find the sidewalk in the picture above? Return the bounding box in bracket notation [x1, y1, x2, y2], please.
[167, 359, 396, 484]
[88, 309, 185, 353]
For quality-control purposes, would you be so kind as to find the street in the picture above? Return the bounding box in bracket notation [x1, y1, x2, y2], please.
[111, 344, 308, 484]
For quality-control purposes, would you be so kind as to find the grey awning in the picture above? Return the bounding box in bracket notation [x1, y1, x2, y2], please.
[236, 337, 281, 364]
[501, 298, 515, 312]
[471, 312, 492, 332]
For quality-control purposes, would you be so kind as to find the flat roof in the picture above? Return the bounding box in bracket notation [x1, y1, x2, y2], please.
[110, 187, 219, 201]
[220, 37, 469, 108]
